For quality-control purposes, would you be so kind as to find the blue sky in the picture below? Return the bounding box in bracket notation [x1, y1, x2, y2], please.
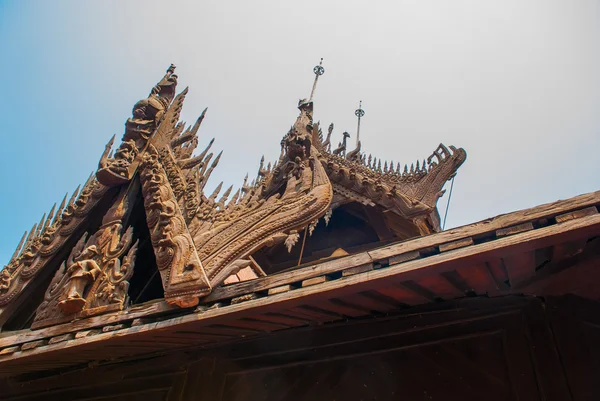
[1, 0, 599, 264]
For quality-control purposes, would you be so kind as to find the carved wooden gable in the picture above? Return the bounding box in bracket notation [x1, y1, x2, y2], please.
[0, 64, 466, 330]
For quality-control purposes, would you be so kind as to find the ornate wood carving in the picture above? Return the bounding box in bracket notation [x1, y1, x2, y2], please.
[97, 64, 178, 187]
[139, 147, 211, 308]
[2, 63, 466, 319]
[32, 185, 138, 328]
[0, 175, 109, 315]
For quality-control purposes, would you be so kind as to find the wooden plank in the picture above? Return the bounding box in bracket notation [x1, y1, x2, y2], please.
[456, 263, 499, 295]
[267, 285, 294, 296]
[310, 298, 370, 317]
[440, 270, 472, 294]
[369, 193, 600, 261]
[516, 239, 600, 292]
[555, 206, 598, 223]
[0, 299, 178, 349]
[220, 318, 289, 332]
[205, 253, 373, 303]
[283, 306, 341, 323]
[503, 251, 536, 287]
[207, 198, 600, 304]
[224, 275, 240, 285]
[414, 275, 464, 299]
[485, 259, 510, 290]
[496, 222, 534, 238]
[301, 275, 331, 287]
[1, 213, 599, 362]
[7, 195, 595, 351]
[248, 313, 308, 327]
[551, 240, 587, 262]
[237, 266, 259, 281]
[439, 237, 474, 252]
[342, 263, 374, 277]
[388, 250, 420, 265]
[375, 284, 430, 306]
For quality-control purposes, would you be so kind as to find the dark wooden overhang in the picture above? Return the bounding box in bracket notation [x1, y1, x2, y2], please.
[0, 190, 599, 376]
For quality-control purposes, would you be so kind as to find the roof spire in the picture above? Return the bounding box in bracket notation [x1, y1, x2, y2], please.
[355, 100, 365, 147]
[309, 58, 325, 102]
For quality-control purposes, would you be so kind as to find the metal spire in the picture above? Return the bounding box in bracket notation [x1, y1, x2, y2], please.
[309, 58, 325, 102]
[354, 100, 365, 147]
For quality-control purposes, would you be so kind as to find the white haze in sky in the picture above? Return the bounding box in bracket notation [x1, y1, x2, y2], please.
[0, 0, 599, 263]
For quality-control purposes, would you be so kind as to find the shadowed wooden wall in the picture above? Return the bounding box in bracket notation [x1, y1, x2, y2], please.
[2, 295, 598, 401]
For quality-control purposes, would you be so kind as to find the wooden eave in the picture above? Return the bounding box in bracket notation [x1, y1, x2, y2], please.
[0, 190, 599, 376]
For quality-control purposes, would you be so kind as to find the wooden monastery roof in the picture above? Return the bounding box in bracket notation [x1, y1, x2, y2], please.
[0, 189, 598, 376]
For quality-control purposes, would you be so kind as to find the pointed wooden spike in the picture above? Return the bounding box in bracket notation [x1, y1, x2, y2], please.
[44, 203, 57, 231]
[69, 185, 81, 206]
[10, 231, 28, 262]
[210, 182, 224, 200]
[36, 213, 47, 236]
[190, 107, 208, 134]
[228, 188, 241, 206]
[24, 223, 37, 248]
[396, 162, 401, 173]
[223, 185, 233, 199]
[211, 151, 223, 168]
[58, 193, 68, 213]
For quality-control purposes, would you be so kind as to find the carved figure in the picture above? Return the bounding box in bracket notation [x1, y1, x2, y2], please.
[2, 61, 467, 325]
[32, 185, 138, 328]
[58, 245, 101, 314]
[97, 65, 179, 186]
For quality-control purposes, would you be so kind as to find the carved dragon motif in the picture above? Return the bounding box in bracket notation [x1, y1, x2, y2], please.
[2, 63, 465, 320]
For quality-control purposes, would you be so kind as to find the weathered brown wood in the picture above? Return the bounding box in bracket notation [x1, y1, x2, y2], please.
[375, 284, 430, 305]
[309, 298, 369, 317]
[496, 222, 534, 238]
[301, 275, 331, 287]
[0, 299, 178, 348]
[388, 250, 420, 265]
[521, 299, 573, 401]
[551, 239, 587, 261]
[485, 259, 510, 290]
[456, 263, 499, 295]
[370, 192, 600, 259]
[1, 212, 599, 362]
[439, 237, 474, 252]
[342, 263, 374, 277]
[414, 275, 464, 299]
[247, 313, 308, 327]
[205, 199, 600, 305]
[517, 244, 600, 293]
[363, 204, 395, 241]
[503, 251, 537, 286]
[555, 205, 598, 223]
[267, 285, 294, 295]
[206, 252, 372, 302]
[48, 333, 74, 345]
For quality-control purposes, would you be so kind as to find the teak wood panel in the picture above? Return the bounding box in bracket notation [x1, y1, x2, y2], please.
[0, 208, 599, 377]
[0, 296, 578, 401]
